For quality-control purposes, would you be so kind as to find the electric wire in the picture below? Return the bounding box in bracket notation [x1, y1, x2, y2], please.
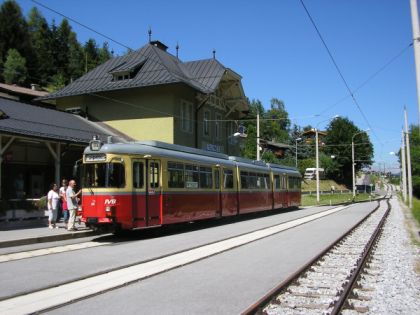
[318, 42, 413, 116]
[30, 0, 133, 51]
[299, 0, 382, 144]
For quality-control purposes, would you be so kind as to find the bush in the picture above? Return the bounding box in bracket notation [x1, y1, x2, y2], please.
[412, 197, 420, 225]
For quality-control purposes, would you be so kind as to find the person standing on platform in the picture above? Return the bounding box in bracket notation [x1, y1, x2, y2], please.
[47, 183, 59, 229]
[59, 179, 69, 229]
[66, 180, 81, 231]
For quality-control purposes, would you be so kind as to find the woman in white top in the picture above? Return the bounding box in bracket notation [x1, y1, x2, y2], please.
[47, 183, 60, 229]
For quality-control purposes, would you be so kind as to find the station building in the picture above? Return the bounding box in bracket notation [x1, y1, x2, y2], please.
[38, 40, 249, 156]
[0, 40, 249, 212]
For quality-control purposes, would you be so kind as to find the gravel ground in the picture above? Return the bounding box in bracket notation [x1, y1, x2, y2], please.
[354, 196, 420, 314]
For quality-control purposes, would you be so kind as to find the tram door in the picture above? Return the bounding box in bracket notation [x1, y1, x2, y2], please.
[214, 167, 222, 218]
[146, 160, 161, 226]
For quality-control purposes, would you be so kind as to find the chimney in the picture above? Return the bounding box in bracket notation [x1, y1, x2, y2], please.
[150, 40, 168, 52]
[31, 83, 41, 91]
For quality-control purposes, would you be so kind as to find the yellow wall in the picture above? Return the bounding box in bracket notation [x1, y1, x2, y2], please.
[106, 117, 174, 143]
[55, 85, 178, 142]
[54, 83, 242, 155]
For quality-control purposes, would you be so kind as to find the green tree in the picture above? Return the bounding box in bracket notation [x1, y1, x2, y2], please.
[3, 48, 28, 84]
[28, 7, 53, 85]
[0, 0, 34, 83]
[67, 31, 84, 81]
[84, 38, 100, 73]
[240, 98, 291, 163]
[98, 42, 112, 64]
[262, 98, 290, 143]
[407, 125, 420, 198]
[47, 73, 66, 92]
[323, 117, 374, 184]
[54, 19, 72, 79]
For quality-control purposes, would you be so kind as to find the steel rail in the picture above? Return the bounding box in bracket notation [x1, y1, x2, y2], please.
[330, 198, 391, 314]
[241, 197, 388, 315]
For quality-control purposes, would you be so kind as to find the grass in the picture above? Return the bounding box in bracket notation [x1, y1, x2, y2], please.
[413, 197, 420, 225]
[301, 193, 373, 207]
[301, 180, 347, 192]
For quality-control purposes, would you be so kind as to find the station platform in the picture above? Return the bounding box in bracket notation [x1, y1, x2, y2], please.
[0, 221, 97, 248]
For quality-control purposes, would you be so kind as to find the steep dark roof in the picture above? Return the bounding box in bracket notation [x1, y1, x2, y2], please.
[0, 98, 112, 143]
[38, 44, 230, 101]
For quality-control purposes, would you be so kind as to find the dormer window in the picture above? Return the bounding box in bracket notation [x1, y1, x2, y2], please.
[113, 72, 131, 81]
[109, 59, 145, 82]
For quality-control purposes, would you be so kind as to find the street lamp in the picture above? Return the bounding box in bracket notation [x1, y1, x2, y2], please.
[315, 115, 339, 203]
[295, 137, 302, 167]
[352, 128, 370, 199]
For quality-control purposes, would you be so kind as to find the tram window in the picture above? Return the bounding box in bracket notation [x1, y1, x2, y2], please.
[289, 177, 298, 190]
[133, 162, 144, 189]
[149, 162, 159, 188]
[249, 173, 258, 189]
[185, 164, 199, 188]
[240, 171, 248, 189]
[199, 166, 212, 189]
[83, 162, 125, 188]
[168, 162, 184, 188]
[281, 175, 287, 190]
[274, 175, 280, 190]
[261, 173, 269, 190]
[214, 169, 220, 189]
[223, 169, 234, 189]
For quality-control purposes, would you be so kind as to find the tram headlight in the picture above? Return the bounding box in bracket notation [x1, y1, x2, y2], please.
[89, 135, 102, 151]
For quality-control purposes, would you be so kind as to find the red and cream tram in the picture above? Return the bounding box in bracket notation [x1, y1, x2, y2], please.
[80, 139, 301, 231]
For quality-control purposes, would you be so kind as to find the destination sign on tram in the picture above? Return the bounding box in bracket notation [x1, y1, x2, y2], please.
[85, 154, 106, 162]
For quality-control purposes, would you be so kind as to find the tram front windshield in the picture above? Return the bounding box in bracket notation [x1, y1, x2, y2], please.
[82, 162, 125, 188]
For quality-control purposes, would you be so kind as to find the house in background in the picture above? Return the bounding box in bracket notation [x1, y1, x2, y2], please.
[0, 83, 51, 107]
[38, 40, 249, 155]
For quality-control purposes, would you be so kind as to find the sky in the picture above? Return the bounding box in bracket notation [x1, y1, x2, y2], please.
[14, 0, 420, 172]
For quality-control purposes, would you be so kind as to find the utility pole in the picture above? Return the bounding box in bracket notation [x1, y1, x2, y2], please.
[401, 130, 408, 202]
[404, 108, 413, 208]
[410, 0, 420, 131]
[256, 110, 260, 161]
[315, 129, 320, 203]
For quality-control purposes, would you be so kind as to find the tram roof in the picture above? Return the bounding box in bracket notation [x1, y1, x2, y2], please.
[84, 140, 301, 175]
[84, 141, 236, 166]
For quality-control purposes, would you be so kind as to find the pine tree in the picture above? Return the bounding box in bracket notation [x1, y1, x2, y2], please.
[28, 7, 53, 86]
[84, 39, 100, 73]
[98, 42, 112, 65]
[3, 48, 28, 85]
[0, 0, 33, 83]
[67, 31, 84, 81]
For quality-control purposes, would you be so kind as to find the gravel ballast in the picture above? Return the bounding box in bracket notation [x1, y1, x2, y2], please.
[355, 197, 420, 314]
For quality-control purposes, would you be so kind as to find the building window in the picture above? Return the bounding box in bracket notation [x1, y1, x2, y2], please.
[215, 113, 222, 139]
[203, 110, 210, 136]
[181, 101, 193, 133]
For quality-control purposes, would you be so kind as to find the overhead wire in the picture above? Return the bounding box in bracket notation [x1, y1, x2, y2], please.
[7, 0, 402, 152]
[317, 42, 413, 116]
[30, 0, 133, 51]
[299, 0, 382, 144]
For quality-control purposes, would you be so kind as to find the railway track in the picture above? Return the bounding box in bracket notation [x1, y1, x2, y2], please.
[243, 192, 392, 315]
[0, 201, 374, 315]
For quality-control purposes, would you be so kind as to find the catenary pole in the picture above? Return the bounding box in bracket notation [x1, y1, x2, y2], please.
[256, 110, 260, 161]
[410, 0, 420, 132]
[401, 130, 408, 202]
[404, 108, 413, 208]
